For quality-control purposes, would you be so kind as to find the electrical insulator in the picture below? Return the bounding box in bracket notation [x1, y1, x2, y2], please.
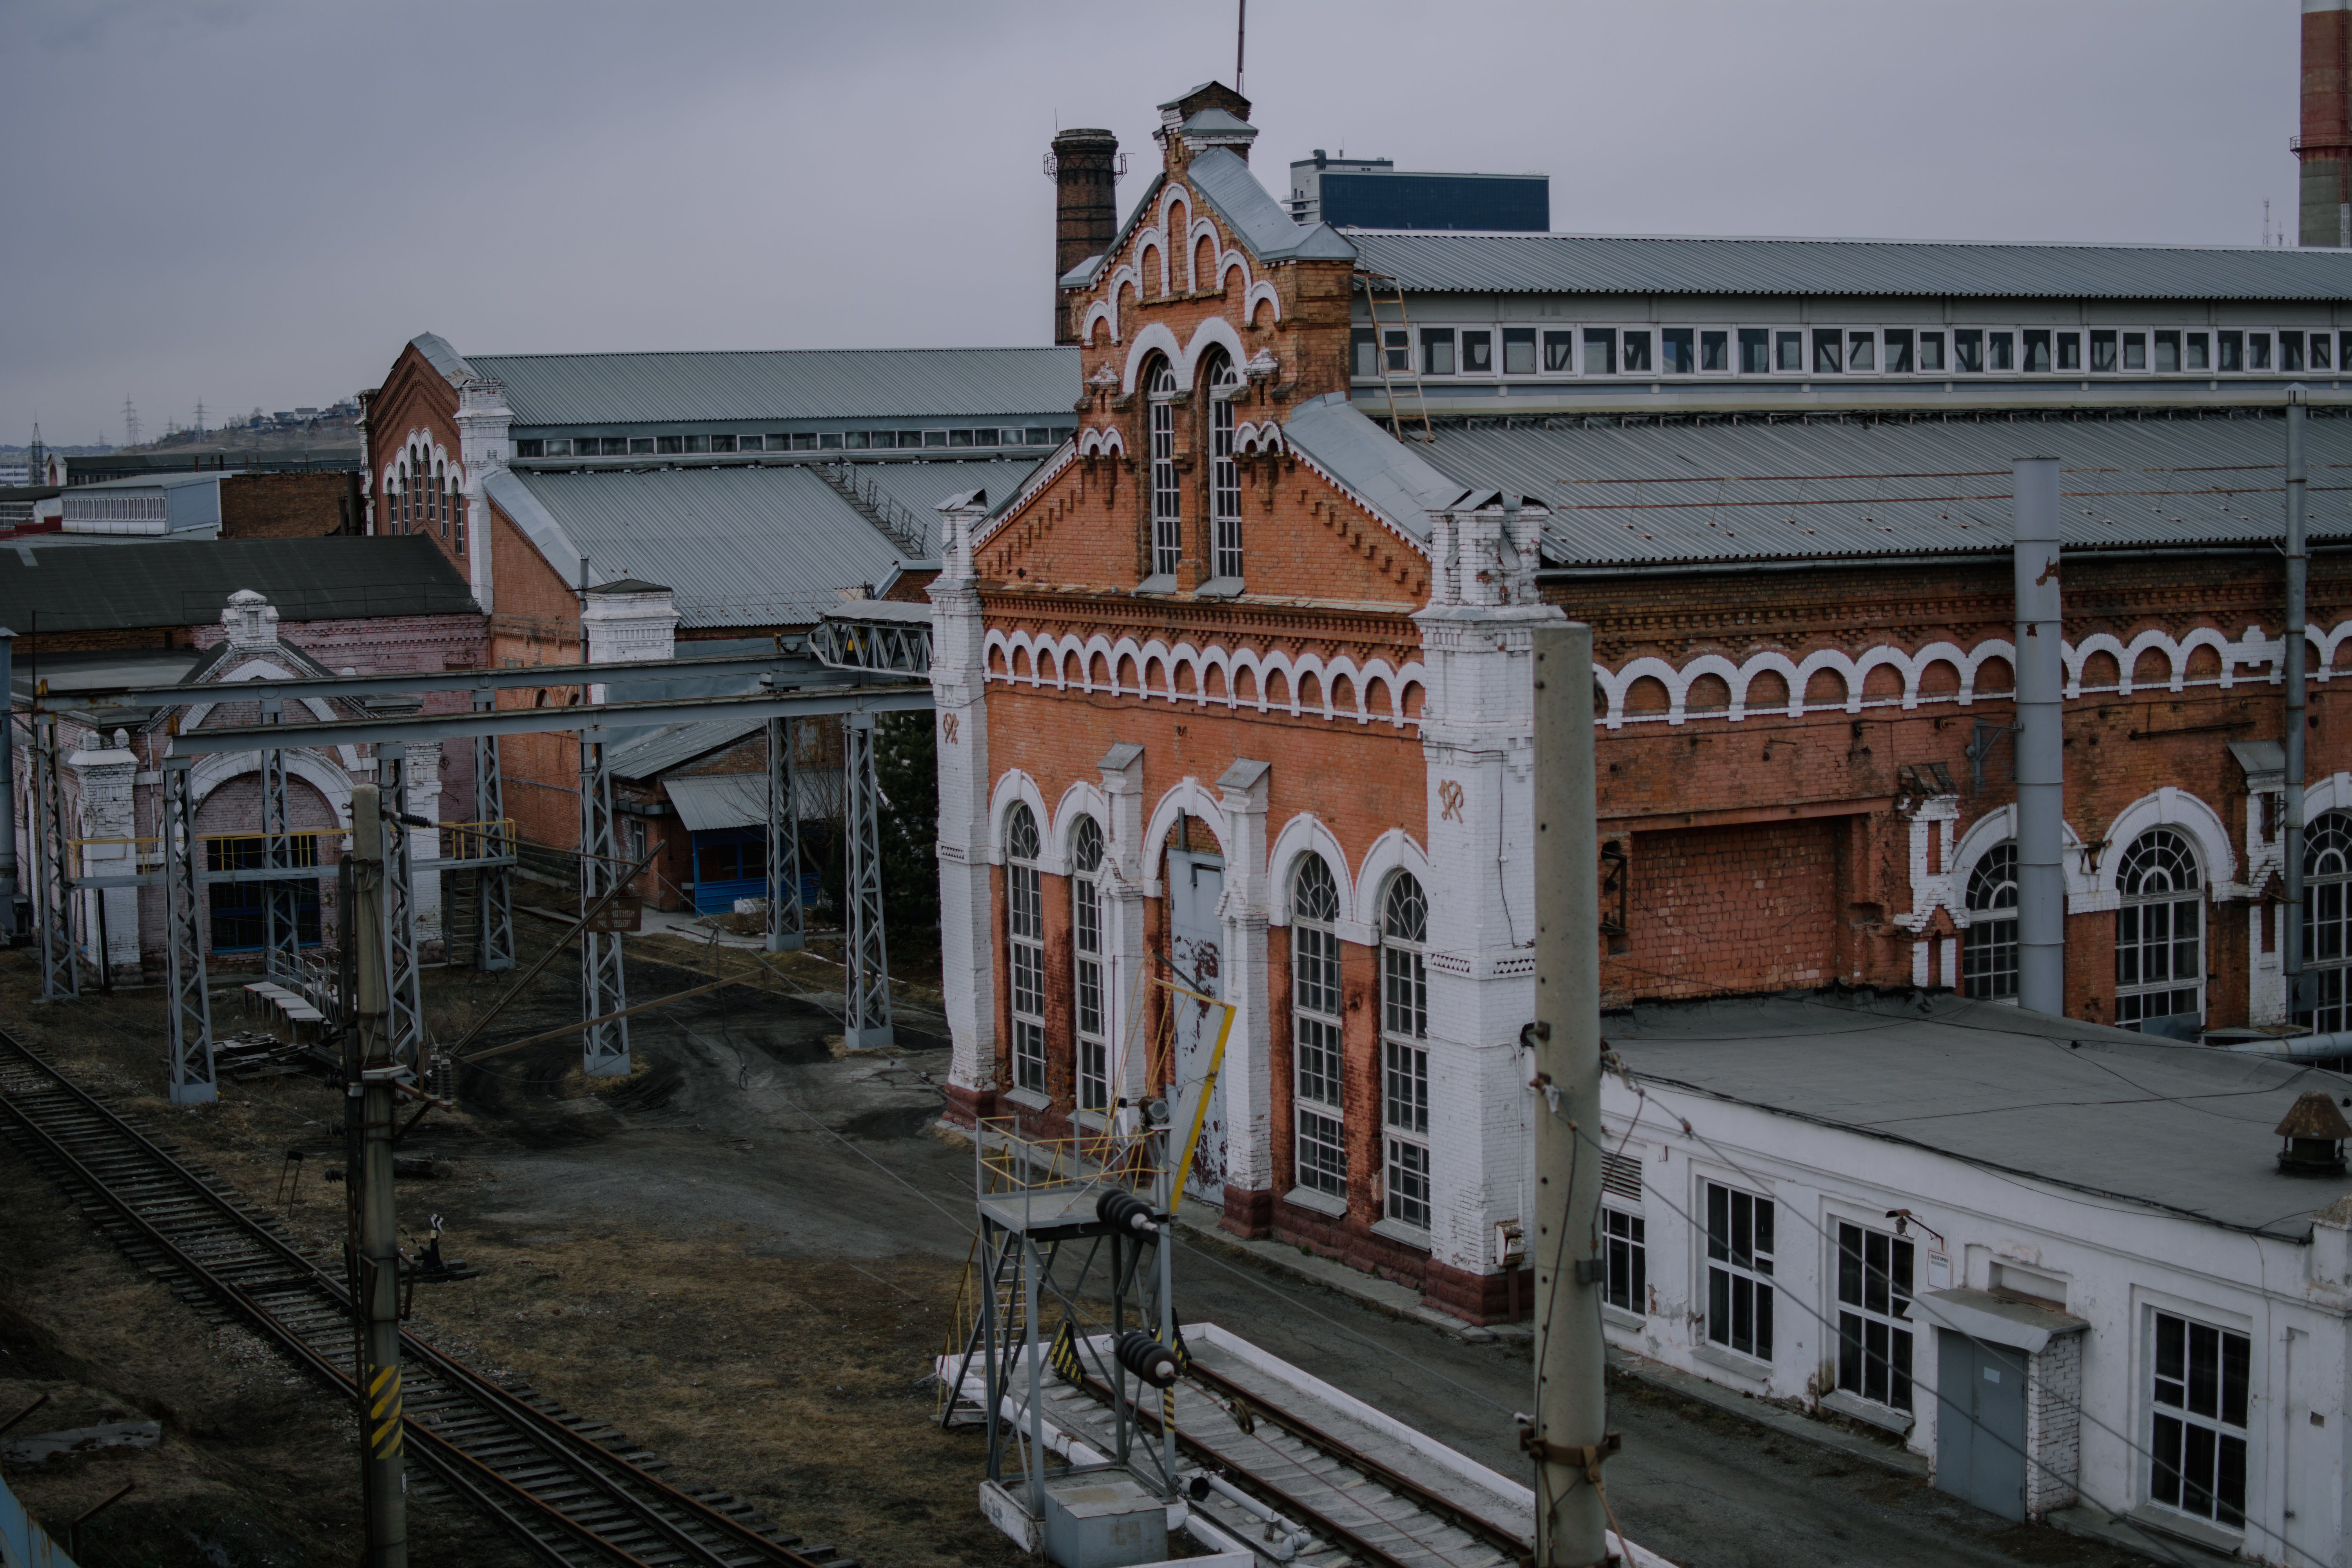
[1116, 1329, 1180, 1388]
[1095, 1188, 1158, 1236]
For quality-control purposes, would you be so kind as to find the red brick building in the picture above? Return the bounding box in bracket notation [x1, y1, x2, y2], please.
[929, 82, 2352, 1322]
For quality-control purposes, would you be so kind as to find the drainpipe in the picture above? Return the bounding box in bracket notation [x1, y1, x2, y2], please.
[2286, 388, 2310, 1017]
[2014, 458, 2065, 1016]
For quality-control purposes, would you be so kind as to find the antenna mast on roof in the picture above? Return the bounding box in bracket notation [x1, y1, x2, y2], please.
[1235, 0, 1245, 100]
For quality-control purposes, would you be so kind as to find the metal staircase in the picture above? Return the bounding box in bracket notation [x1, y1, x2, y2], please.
[817, 463, 928, 559]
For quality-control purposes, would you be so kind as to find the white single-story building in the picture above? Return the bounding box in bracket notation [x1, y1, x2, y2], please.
[1597, 991, 2352, 1565]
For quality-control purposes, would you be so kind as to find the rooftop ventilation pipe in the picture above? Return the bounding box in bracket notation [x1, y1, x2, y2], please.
[2014, 458, 2065, 1016]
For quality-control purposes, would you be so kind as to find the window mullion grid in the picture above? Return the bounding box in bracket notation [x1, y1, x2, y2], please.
[1074, 869, 1105, 1111]
[1292, 920, 1346, 1198]
[1211, 395, 1241, 580]
[1008, 861, 1046, 1094]
[1150, 396, 1179, 577]
[1380, 940, 1430, 1231]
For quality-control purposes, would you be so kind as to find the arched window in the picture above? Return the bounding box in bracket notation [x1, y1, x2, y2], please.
[1071, 815, 1107, 1112]
[1381, 871, 1431, 1234]
[1290, 855, 1346, 1199]
[1005, 802, 1047, 1094]
[1206, 352, 1243, 582]
[2117, 827, 2203, 1031]
[2304, 811, 2352, 1032]
[1961, 842, 2018, 1000]
[1147, 359, 1180, 579]
[452, 474, 466, 553]
[434, 459, 447, 534]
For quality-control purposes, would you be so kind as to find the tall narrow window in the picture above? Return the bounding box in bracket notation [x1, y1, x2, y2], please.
[1962, 843, 2019, 1000]
[1954, 329, 1984, 373]
[1601, 1152, 1644, 1314]
[435, 461, 448, 535]
[1208, 354, 1243, 582]
[453, 479, 466, 554]
[1835, 1220, 1914, 1412]
[1148, 360, 1180, 579]
[2116, 828, 2203, 1030]
[2304, 812, 2352, 1032]
[1503, 327, 1537, 375]
[2150, 1311, 2249, 1529]
[1704, 1181, 1774, 1361]
[1291, 855, 1346, 1199]
[1381, 873, 1431, 1234]
[1739, 328, 1770, 373]
[1005, 803, 1047, 1094]
[1661, 327, 1695, 375]
[1072, 816, 1107, 1113]
[1884, 328, 1914, 373]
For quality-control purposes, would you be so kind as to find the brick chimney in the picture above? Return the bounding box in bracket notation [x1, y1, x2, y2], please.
[1051, 129, 1119, 345]
[2301, 0, 2352, 246]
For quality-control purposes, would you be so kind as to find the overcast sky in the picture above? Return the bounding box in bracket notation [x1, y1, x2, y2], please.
[0, 0, 2303, 447]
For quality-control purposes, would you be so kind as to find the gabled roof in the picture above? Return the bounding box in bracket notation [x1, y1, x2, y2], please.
[1184, 148, 1356, 263]
[409, 332, 476, 384]
[1348, 230, 2352, 300]
[454, 347, 1078, 426]
[1278, 393, 1455, 543]
[0, 536, 477, 634]
[1409, 405, 2352, 570]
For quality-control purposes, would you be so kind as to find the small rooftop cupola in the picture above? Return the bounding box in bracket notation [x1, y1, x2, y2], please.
[1156, 80, 1252, 172]
[222, 588, 279, 650]
[2275, 1090, 2352, 1176]
[1179, 107, 1259, 161]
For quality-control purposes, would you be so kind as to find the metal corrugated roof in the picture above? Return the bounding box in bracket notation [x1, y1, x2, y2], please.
[1413, 408, 2352, 568]
[460, 347, 1080, 426]
[1350, 231, 2352, 301]
[608, 717, 763, 781]
[504, 466, 910, 628]
[1185, 148, 1355, 263]
[1280, 393, 1456, 541]
[859, 458, 1045, 543]
[0, 536, 476, 633]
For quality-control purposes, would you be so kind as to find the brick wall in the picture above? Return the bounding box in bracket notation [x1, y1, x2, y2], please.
[219, 472, 358, 539]
[2022, 1329, 2084, 1517]
[1606, 819, 1841, 1002]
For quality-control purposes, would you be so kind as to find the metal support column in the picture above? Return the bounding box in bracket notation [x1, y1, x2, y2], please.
[32, 712, 78, 1000]
[260, 698, 299, 981]
[2286, 390, 2311, 1014]
[376, 745, 424, 1070]
[347, 781, 409, 1568]
[0, 627, 22, 943]
[579, 736, 630, 1076]
[766, 716, 803, 953]
[162, 756, 216, 1105]
[473, 690, 514, 973]
[842, 711, 893, 1048]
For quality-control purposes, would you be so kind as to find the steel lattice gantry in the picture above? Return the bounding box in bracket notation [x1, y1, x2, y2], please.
[160, 755, 214, 1104]
[259, 699, 301, 982]
[31, 713, 78, 1001]
[766, 717, 802, 954]
[841, 713, 892, 1048]
[377, 744, 425, 1071]
[578, 733, 630, 1076]
[473, 690, 515, 973]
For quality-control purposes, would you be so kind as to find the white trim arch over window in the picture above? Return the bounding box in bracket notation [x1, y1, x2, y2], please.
[1962, 842, 2018, 1000]
[1290, 853, 1347, 1202]
[2304, 810, 2352, 1033]
[2116, 827, 2204, 1032]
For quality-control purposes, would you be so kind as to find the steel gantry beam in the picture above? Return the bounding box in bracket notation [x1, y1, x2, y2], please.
[162, 756, 215, 1105]
[578, 737, 630, 1077]
[260, 699, 300, 982]
[841, 712, 892, 1049]
[766, 717, 802, 953]
[31, 713, 78, 1001]
[68, 648, 826, 712]
[378, 745, 425, 1071]
[474, 690, 514, 973]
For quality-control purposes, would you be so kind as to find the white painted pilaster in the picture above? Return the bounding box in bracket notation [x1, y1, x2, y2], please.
[1412, 494, 1564, 1288]
[1098, 742, 1149, 1106]
[582, 583, 679, 703]
[1216, 758, 1272, 1197]
[932, 492, 996, 1094]
[68, 730, 139, 979]
[455, 376, 512, 611]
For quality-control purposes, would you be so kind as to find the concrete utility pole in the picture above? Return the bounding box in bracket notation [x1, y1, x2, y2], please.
[347, 783, 407, 1568]
[1530, 621, 1610, 1567]
[2012, 459, 2066, 1017]
[2287, 389, 2311, 1008]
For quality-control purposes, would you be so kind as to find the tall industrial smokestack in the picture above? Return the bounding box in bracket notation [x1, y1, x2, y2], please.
[2301, 0, 2352, 247]
[2014, 459, 2065, 1016]
[1050, 128, 1120, 345]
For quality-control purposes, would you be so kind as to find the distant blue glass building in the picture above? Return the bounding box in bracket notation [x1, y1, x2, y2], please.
[1288, 151, 1548, 232]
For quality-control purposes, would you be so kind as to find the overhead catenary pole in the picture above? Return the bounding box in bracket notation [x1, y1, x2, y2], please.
[2287, 388, 2311, 1012]
[1530, 621, 1608, 1567]
[0, 627, 17, 938]
[2012, 458, 2066, 1017]
[347, 782, 407, 1568]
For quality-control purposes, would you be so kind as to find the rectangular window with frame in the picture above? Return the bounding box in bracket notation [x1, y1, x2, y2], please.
[1543, 330, 1574, 373]
[713, 434, 740, 453]
[1739, 327, 1771, 374]
[628, 437, 655, 455]
[1813, 328, 1842, 374]
[1422, 328, 1456, 376]
[1622, 330, 1653, 374]
[1583, 328, 1616, 375]
[2218, 331, 2243, 372]
[1352, 327, 1378, 377]
[1661, 327, 1696, 375]
[2059, 331, 2083, 371]
[2283, 331, 2307, 373]
[1381, 925, 1430, 1232]
[1009, 859, 1046, 1094]
[745, 434, 772, 451]
[1919, 332, 1946, 372]
[1294, 917, 1347, 1197]
[1835, 1221, 1914, 1412]
[2187, 333, 2212, 371]
[658, 435, 686, 454]
[1884, 328, 1914, 374]
[1775, 330, 1804, 371]
[1847, 330, 1875, 372]
[2123, 332, 2147, 371]
[2153, 331, 2180, 373]
[2150, 1311, 2249, 1529]
[2022, 330, 2051, 373]
[1503, 327, 1537, 376]
[1954, 330, 1984, 374]
[1461, 330, 1493, 374]
[515, 439, 546, 458]
[1700, 329, 1728, 372]
[1384, 329, 1410, 371]
[1602, 1207, 1646, 1315]
[2314, 333, 2333, 372]
[2249, 333, 2272, 371]
[1705, 1181, 1774, 1361]
[1988, 331, 2015, 371]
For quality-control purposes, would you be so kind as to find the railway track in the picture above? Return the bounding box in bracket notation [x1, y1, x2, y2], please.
[1020, 1345, 1530, 1568]
[0, 1029, 855, 1568]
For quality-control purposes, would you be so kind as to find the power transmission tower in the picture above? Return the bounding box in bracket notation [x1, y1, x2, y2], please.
[122, 397, 140, 448]
[193, 398, 207, 436]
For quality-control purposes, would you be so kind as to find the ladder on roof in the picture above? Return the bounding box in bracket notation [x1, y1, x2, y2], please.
[1357, 269, 1434, 442]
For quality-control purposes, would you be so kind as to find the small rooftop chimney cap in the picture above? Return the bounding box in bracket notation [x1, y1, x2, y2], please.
[2275, 1089, 2352, 1176]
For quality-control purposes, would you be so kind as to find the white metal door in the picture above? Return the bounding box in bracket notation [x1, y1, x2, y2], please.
[1166, 849, 1226, 1203]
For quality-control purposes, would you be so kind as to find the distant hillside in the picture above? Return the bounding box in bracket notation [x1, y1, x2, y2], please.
[120, 423, 359, 456]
